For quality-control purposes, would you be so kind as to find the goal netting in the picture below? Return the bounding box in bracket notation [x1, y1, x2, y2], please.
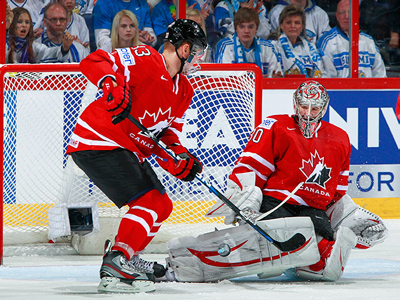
[1, 63, 262, 257]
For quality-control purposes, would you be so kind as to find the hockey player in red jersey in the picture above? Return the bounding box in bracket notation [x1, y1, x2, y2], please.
[165, 81, 388, 282]
[66, 19, 208, 293]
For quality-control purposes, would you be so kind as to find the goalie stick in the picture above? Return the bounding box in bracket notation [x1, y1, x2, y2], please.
[120, 113, 306, 252]
[255, 182, 304, 221]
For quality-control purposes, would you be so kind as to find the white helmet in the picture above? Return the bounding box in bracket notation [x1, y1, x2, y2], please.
[293, 80, 330, 138]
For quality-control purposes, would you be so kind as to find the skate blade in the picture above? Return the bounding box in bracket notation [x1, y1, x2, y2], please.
[97, 277, 155, 293]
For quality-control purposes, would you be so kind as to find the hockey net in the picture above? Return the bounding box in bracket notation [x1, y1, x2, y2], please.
[0, 63, 262, 258]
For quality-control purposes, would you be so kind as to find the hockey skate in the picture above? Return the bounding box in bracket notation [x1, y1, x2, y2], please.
[97, 240, 155, 293]
[130, 255, 166, 278]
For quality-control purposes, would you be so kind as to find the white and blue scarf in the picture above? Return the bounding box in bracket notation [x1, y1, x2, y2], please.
[40, 31, 80, 62]
[233, 32, 262, 70]
[278, 32, 322, 77]
[10, 36, 30, 63]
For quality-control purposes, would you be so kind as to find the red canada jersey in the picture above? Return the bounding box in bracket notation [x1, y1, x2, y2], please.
[232, 114, 351, 210]
[67, 46, 194, 161]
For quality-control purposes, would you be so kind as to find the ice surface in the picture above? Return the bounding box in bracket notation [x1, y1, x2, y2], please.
[1, 219, 399, 300]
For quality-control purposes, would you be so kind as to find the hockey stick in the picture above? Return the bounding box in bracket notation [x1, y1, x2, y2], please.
[123, 114, 306, 252]
[255, 182, 304, 222]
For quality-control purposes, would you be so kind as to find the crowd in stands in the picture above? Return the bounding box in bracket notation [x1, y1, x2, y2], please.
[4, 0, 400, 77]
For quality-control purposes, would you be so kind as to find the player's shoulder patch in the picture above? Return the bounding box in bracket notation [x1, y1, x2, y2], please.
[260, 117, 277, 130]
[116, 48, 135, 66]
[68, 136, 79, 148]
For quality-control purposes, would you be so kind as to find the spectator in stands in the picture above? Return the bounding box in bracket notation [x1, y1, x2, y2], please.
[7, 0, 46, 38]
[186, 8, 213, 62]
[151, 0, 208, 51]
[157, 8, 213, 62]
[388, 3, 400, 66]
[147, 0, 161, 11]
[317, 0, 386, 78]
[269, 0, 330, 43]
[74, 0, 96, 15]
[359, 0, 400, 66]
[268, 4, 326, 77]
[193, 0, 219, 48]
[186, 7, 207, 32]
[314, 0, 339, 28]
[38, 3, 89, 62]
[263, 0, 274, 11]
[6, 7, 72, 63]
[72, 0, 97, 52]
[93, 0, 156, 52]
[56, 0, 91, 50]
[213, 0, 271, 40]
[214, 8, 282, 77]
[110, 10, 142, 51]
[6, 3, 14, 30]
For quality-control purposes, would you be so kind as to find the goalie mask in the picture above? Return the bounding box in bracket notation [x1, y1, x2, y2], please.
[164, 19, 208, 75]
[293, 80, 330, 138]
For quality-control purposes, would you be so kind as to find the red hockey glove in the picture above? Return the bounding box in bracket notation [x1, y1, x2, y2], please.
[156, 146, 202, 182]
[101, 74, 131, 124]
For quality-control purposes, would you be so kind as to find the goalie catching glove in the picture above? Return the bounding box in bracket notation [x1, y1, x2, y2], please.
[205, 172, 263, 225]
[101, 74, 132, 124]
[156, 145, 202, 182]
[327, 194, 389, 249]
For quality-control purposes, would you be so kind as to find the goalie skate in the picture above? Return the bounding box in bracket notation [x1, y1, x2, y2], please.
[97, 240, 155, 293]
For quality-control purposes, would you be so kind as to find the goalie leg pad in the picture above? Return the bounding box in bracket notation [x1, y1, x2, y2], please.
[166, 217, 320, 282]
[295, 226, 357, 281]
[327, 194, 389, 249]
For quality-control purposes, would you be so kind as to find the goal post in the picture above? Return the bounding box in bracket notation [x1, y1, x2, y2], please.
[0, 63, 262, 263]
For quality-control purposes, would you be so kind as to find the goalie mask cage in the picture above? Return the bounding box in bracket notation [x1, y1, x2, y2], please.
[0, 63, 262, 262]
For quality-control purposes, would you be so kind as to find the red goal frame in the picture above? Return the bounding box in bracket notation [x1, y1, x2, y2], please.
[0, 63, 263, 264]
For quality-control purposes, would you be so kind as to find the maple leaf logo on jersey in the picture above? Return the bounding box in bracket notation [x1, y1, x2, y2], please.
[300, 150, 332, 188]
[138, 108, 174, 139]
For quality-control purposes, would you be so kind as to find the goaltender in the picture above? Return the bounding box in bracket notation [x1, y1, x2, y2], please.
[165, 81, 388, 282]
